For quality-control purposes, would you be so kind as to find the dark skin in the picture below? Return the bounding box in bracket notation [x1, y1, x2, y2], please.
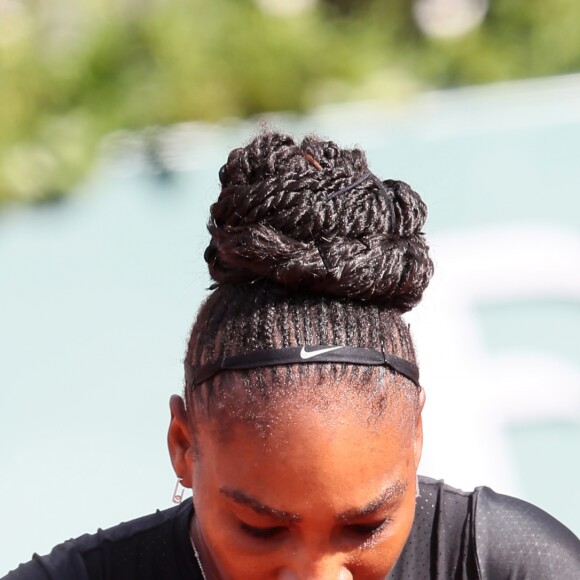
[168, 382, 425, 580]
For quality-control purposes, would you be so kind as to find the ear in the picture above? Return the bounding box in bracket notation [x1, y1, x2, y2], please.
[413, 387, 426, 470]
[167, 395, 195, 488]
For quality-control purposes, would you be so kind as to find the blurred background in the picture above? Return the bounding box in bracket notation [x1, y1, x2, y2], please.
[1, 0, 579, 574]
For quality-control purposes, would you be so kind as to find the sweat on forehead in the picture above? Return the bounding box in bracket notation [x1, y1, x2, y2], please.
[188, 364, 419, 444]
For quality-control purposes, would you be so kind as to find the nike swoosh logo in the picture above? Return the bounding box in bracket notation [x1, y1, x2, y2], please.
[299, 346, 344, 360]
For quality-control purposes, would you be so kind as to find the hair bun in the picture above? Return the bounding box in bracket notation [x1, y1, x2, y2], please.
[205, 132, 433, 311]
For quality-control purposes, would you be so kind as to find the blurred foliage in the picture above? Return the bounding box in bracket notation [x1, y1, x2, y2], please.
[1, 0, 580, 204]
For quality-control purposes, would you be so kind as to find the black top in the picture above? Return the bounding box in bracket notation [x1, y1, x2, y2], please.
[4, 477, 579, 579]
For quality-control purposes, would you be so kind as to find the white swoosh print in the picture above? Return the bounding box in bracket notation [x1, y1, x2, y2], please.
[299, 346, 344, 360]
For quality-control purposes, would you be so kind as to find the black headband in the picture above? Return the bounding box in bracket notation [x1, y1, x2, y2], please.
[185, 345, 420, 388]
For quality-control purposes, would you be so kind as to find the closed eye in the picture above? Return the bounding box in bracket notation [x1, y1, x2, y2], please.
[347, 518, 391, 538]
[239, 522, 287, 539]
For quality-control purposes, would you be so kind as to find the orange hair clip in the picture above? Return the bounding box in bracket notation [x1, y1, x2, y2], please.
[302, 152, 322, 171]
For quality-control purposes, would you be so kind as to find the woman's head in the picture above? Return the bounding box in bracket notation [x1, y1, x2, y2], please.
[168, 131, 433, 578]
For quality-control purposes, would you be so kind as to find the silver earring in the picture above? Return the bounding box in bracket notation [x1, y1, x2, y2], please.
[172, 478, 185, 504]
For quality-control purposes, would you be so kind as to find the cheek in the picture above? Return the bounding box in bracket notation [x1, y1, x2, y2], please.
[204, 528, 284, 580]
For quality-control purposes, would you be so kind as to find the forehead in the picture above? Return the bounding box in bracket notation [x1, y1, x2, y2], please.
[196, 395, 415, 517]
[197, 371, 416, 441]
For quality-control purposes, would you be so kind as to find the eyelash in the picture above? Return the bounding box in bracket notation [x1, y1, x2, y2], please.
[239, 518, 392, 541]
[239, 522, 286, 539]
[347, 518, 392, 537]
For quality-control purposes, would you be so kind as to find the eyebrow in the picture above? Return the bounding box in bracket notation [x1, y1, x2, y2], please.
[220, 487, 303, 523]
[220, 479, 407, 525]
[336, 480, 408, 521]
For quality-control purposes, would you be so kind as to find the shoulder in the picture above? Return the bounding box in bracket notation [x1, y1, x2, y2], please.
[417, 475, 474, 509]
[2, 503, 192, 580]
[416, 475, 476, 535]
[391, 477, 580, 580]
[389, 477, 480, 579]
[474, 486, 580, 579]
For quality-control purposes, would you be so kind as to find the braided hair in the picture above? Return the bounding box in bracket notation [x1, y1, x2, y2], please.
[185, 132, 433, 434]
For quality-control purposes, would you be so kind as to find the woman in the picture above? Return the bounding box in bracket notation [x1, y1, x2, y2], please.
[4, 132, 579, 579]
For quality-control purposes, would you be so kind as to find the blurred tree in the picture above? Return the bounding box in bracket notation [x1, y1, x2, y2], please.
[1, 0, 579, 204]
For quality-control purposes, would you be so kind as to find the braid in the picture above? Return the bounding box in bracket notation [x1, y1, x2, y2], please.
[185, 287, 416, 423]
[185, 131, 433, 432]
[207, 135, 431, 310]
